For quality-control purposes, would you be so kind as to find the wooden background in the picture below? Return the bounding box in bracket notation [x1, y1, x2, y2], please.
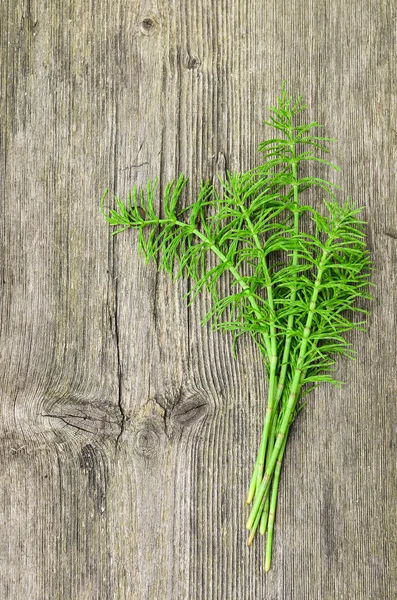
[1, 1, 396, 598]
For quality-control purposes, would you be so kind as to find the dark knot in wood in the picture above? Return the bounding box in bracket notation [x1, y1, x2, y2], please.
[170, 394, 208, 428]
[134, 421, 161, 457]
[140, 17, 157, 35]
[187, 56, 201, 70]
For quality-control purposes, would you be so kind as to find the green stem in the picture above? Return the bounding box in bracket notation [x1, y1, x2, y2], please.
[235, 202, 278, 502]
[250, 246, 278, 493]
[260, 413, 277, 534]
[247, 246, 329, 530]
[246, 457, 259, 506]
[241, 154, 299, 502]
[260, 496, 270, 536]
[248, 408, 278, 543]
[265, 429, 288, 572]
[275, 157, 300, 404]
[251, 361, 310, 546]
[248, 489, 267, 545]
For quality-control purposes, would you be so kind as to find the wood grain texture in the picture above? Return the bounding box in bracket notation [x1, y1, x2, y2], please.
[0, 1, 396, 598]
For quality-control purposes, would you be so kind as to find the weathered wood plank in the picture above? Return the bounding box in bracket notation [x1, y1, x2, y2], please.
[0, 0, 396, 598]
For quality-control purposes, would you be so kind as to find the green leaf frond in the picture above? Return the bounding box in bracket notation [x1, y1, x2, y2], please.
[101, 84, 372, 399]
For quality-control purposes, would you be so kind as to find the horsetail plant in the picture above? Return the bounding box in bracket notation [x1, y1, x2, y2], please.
[101, 85, 372, 571]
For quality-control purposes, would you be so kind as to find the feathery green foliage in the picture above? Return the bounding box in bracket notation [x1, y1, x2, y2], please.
[101, 84, 372, 571]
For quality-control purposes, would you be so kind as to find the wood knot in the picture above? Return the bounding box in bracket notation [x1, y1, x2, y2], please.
[140, 17, 158, 35]
[187, 55, 201, 70]
[170, 393, 208, 428]
[138, 390, 209, 441]
[134, 421, 161, 457]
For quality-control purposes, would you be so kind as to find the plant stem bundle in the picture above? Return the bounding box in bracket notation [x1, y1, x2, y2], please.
[101, 85, 371, 571]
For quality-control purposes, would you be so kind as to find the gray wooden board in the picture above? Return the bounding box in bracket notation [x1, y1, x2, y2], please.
[0, 1, 396, 598]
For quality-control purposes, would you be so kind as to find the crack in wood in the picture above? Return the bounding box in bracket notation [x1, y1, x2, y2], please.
[118, 161, 149, 172]
[113, 278, 126, 451]
[41, 414, 94, 435]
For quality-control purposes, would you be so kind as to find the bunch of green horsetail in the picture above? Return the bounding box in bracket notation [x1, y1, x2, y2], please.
[101, 85, 372, 571]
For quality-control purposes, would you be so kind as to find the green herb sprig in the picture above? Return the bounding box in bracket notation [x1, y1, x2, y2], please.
[101, 85, 372, 571]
